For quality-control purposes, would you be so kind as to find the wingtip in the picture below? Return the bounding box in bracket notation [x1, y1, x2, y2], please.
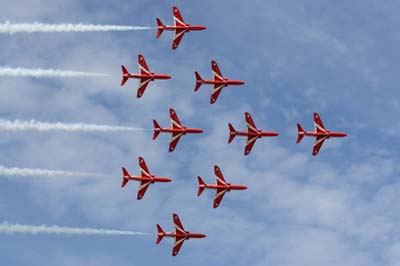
[214, 165, 220, 173]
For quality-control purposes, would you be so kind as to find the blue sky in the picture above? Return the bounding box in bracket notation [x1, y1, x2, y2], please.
[0, 0, 400, 265]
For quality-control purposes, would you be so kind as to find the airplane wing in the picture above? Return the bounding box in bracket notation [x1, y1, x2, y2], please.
[137, 77, 152, 98]
[211, 60, 224, 81]
[138, 54, 151, 75]
[172, 236, 186, 256]
[213, 188, 227, 208]
[172, 28, 187, 50]
[314, 112, 327, 133]
[244, 135, 258, 156]
[210, 83, 224, 104]
[137, 180, 151, 200]
[173, 6, 186, 26]
[170, 108, 183, 129]
[214, 165, 227, 185]
[312, 135, 328, 156]
[139, 157, 151, 177]
[172, 213, 186, 256]
[173, 213, 186, 233]
[245, 112, 258, 133]
[169, 132, 184, 152]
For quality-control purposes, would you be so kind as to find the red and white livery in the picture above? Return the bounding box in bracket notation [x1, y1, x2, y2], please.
[153, 108, 204, 152]
[228, 112, 279, 155]
[121, 157, 172, 200]
[297, 112, 348, 156]
[194, 60, 245, 104]
[197, 165, 247, 208]
[156, 6, 206, 50]
[156, 213, 206, 256]
[120, 54, 171, 98]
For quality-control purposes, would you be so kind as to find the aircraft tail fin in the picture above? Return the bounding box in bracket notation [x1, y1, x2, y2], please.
[156, 18, 164, 38]
[153, 119, 161, 140]
[197, 176, 205, 196]
[121, 167, 130, 188]
[194, 71, 203, 92]
[228, 123, 237, 144]
[121, 65, 129, 86]
[296, 123, 305, 144]
[156, 224, 165, 244]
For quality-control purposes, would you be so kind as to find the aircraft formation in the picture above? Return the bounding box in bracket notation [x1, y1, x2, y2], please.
[117, 6, 348, 256]
[0, 5, 349, 258]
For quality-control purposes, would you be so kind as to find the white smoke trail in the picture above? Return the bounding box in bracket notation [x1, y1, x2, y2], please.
[0, 67, 108, 78]
[0, 120, 148, 132]
[0, 21, 154, 34]
[0, 222, 148, 236]
[0, 166, 104, 178]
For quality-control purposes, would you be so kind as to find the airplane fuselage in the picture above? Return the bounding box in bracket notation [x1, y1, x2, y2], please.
[200, 183, 248, 191]
[123, 73, 171, 80]
[159, 231, 206, 240]
[124, 175, 172, 183]
[157, 127, 204, 135]
[301, 131, 347, 138]
[159, 24, 207, 32]
[200, 79, 245, 87]
[232, 130, 279, 138]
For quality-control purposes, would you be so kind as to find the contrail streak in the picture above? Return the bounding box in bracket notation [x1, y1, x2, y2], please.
[0, 166, 104, 178]
[0, 67, 108, 78]
[0, 222, 148, 236]
[0, 120, 148, 132]
[0, 21, 154, 34]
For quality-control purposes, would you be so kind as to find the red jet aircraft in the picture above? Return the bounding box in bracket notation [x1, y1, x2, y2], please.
[120, 54, 171, 98]
[194, 60, 245, 104]
[153, 108, 203, 152]
[156, 6, 206, 49]
[297, 112, 348, 156]
[228, 112, 279, 155]
[156, 213, 206, 256]
[121, 157, 172, 200]
[197, 165, 247, 208]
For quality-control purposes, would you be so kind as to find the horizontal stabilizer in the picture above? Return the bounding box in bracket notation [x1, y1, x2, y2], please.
[296, 123, 305, 144]
[121, 65, 129, 86]
[156, 18, 164, 38]
[121, 167, 129, 188]
[194, 71, 203, 92]
[197, 176, 205, 196]
[228, 123, 236, 144]
[156, 224, 164, 244]
[153, 120, 161, 140]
